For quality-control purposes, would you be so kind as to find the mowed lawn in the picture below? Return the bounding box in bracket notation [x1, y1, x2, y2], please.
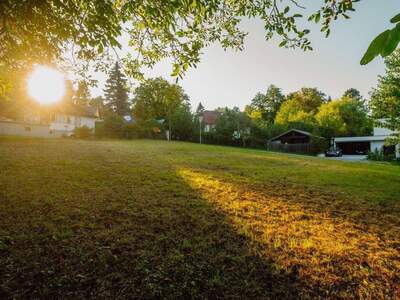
[0, 138, 399, 299]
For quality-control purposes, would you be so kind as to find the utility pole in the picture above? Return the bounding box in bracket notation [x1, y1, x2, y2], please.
[199, 115, 203, 144]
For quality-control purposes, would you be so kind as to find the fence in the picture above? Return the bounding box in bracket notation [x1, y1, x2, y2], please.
[267, 142, 319, 155]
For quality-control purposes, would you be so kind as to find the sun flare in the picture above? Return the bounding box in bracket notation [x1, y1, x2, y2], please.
[27, 65, 66, 105]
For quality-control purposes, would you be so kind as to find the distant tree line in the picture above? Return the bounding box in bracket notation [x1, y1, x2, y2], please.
[2, 53, 397, 155]
[95, 50, 400, 152]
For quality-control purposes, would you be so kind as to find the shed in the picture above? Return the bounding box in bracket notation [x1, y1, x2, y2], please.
[269, 129, 315, 144]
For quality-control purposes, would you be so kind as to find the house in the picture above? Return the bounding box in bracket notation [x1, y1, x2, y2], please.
[49, 105, 100, 135]
[267, 129, 324, 154]
[332, 121, 399, 158]
[0, 104, 100, 138]
[202, 110, 219, 132]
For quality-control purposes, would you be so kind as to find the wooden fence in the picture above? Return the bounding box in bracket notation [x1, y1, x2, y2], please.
[267, 142, 319, 155]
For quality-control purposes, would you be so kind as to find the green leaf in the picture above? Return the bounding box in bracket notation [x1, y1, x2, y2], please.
[390, 13, 400, 23]
[315, 12, 321, 23]
[360, 30, 391, 65]
[382, 25, 400, 56]
[279, 40, 287, 47]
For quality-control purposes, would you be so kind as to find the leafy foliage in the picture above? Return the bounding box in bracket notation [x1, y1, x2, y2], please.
[315, 97, 371, 139]
[73, 125, 92, 139]
[343, 88, 363, 101]
[133, 77, 190, 139]
[213, 107, 252, 146]
[0, 0, 361, 92]
[170, 104, 196, 141]
[370, 49, 400, 145]
[248, 85, 285, 123]
[274, 101, 314, 129]
[361, 14, 400, 65]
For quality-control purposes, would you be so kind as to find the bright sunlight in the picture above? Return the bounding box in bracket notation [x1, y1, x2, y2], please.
[27, 65, 65, 105]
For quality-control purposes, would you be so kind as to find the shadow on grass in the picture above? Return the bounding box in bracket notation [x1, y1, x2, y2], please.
[1, 162, 305, 299]
[1, 139, 398, 299]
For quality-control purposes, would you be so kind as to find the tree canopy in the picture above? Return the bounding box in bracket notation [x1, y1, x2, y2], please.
[215, 107, 251, 146]
[248, 85, 285, 123]
[315, 97, 371, 138]
[2, 0, 391, 89]
[103, 62, 130, 116]
[343, 88, 363, 102]
[132, 77, 189, 139]
[370, 49, 400, 144]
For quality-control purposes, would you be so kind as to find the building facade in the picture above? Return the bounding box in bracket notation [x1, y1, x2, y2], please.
[332, 122, 399, 158]
[0, 105, 99, 138]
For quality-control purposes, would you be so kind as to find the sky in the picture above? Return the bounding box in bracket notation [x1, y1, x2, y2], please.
[91, 1, 400, 111]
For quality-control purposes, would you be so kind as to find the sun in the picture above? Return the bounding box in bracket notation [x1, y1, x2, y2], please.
[27, 65, 66, 105]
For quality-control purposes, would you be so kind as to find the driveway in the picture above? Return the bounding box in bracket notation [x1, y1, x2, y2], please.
[321, 155, 368, 162]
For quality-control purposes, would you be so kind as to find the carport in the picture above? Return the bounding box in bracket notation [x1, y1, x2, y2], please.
[332, 136, 387, 155]
[335, 141, 370, 155]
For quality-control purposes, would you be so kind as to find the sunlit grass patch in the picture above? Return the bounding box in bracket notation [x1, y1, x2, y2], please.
[178, 168, 400, 298]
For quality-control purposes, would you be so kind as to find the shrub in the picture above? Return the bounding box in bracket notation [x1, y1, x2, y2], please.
[367, 148, 397, 161]
[367, 149, 384, 161]
[73, 126, 92, 139]
[96, 114, 125, 138]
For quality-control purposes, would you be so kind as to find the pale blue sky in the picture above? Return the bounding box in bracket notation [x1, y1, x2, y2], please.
[91, 1, 400, 110]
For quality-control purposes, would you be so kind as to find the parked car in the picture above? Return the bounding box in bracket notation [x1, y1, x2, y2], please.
[325, 149, 343, 157]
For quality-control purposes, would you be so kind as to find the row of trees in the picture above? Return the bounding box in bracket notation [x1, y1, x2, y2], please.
[69, 49, 400, 152]
[93, 61, 373, 152]
[243, 86, 371, 147]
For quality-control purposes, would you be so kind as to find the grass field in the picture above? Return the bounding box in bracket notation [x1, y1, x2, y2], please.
[0, 137, 399, 299]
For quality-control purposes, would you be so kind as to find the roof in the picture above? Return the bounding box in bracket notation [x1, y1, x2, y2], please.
[333, 135, 390, 143]
[269, 129, 321, 142]
[54, 104, 99, 118]
[202, 110, 219, 125]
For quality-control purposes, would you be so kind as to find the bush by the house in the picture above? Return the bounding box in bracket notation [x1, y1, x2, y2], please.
[73, 125, 92, 139]
[367, 149, 396, 161]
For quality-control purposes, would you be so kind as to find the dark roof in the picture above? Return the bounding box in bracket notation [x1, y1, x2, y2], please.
[269, 129, 323, 142]
[202, 110, 219, 125]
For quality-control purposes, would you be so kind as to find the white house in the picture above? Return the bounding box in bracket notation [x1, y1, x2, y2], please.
[0, 105, 100, 138]
[49, 106, 99, 136]
[332, 121, 399, 158]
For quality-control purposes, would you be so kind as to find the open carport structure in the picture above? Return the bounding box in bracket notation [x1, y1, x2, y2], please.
[332, 135, 399, 157]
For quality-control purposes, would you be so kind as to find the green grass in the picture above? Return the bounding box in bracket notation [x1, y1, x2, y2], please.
[0, 137, 399, 299]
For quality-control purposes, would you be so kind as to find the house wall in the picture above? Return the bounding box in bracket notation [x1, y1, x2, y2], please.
[50, 114, 97, 135]
[373, 126, 395, 136]
[204, 124, 215, 133]
[0, 121, 56, 138]
[370, 141, 385, 152]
